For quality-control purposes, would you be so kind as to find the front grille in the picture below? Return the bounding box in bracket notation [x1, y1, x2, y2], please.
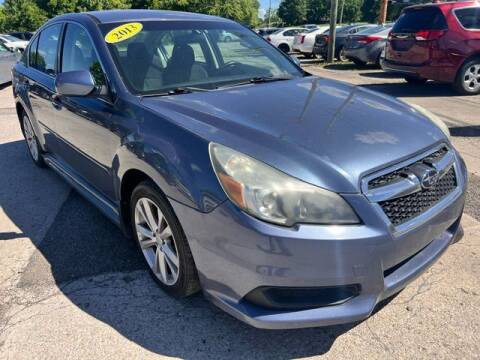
[368, 147, 448, 190]
[379, 167, 457, 226]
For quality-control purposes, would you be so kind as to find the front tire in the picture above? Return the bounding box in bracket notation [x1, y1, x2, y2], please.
[130, 181, 200, 298]
[22, 113, 44, 167]
[454, 59, 480, 95]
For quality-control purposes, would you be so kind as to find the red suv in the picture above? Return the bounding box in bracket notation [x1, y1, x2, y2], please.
[384, 1, 480, 95]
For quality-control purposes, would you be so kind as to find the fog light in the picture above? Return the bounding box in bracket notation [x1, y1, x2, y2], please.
[243, 284, 361, 311]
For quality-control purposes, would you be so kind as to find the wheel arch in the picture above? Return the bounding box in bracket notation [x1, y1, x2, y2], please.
[278, 43, 290, 52]
[455, 52, 480, 77]
[119, 168, 158, 236]
[15, 101, 25, 133]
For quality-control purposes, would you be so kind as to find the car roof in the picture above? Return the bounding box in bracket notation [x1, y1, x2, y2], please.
[51, 9, 229, 25]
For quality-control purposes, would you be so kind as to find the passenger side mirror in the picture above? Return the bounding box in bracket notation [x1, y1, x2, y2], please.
[55, 70, 96, 97]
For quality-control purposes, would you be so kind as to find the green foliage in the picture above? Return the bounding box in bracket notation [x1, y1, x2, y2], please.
[306, 0, 328, 24]
[361, 0, 379, 23]
[0, 0, 260, 32]
[0, 0, 404, 33]
[262, 7, 282, 27]
[278, 0, 307, 26]
[340, 0, 363, 23]
[1, 0, 48, 32]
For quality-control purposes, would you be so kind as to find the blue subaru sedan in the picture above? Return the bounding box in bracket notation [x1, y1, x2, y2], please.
[13, 10, 467, 329]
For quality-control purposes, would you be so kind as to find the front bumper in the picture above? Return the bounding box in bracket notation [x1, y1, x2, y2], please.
[171, 151, 467, 329]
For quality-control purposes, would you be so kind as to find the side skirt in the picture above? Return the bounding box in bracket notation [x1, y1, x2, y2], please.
[43, 154, 121, 226]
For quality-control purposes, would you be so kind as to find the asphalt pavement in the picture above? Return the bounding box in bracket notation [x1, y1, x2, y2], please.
[0, 72, 479, 359]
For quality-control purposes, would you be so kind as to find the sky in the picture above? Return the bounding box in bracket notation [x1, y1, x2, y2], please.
[259, 0, 280, 19]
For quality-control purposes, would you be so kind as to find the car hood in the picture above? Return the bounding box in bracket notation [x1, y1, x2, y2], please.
[141, 76, 447, 193]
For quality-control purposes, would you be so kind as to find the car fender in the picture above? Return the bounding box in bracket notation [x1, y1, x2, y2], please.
[113, 107, 227, 214]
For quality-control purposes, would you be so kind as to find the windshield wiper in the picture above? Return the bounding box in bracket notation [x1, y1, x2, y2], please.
[218, 75, 294, 89]
[142, 86, 210, 97]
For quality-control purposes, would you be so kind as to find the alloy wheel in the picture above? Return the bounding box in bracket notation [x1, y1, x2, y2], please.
[23, 115, 39, 161]
[134, 197, 180, 285]
[463, 64, 480, 92]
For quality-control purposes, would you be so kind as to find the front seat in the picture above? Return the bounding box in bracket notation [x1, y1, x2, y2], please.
[126, 42, 151, 90]
[163, 43, 195, 86]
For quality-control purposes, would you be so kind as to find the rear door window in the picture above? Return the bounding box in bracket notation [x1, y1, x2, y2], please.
[35, 24, 62, 76]
[393, 7, 448, 33]
[455, 7, 480, 30]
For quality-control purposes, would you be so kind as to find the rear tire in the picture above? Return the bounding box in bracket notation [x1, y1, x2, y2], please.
[404, 76, 428, 85]
[336, 46, 347, 62]
[21, 113, 45, 167]
[453, 59, 480, 95]
[278, 43, 290, 53]
[130, 181, 200, 298]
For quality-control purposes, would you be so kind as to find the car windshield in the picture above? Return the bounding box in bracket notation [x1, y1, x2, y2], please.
[2, 35, 21, 42]
[101, 21, 302, 95]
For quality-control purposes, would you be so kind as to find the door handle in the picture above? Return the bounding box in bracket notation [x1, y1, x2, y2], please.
[51, 94, 62, 110]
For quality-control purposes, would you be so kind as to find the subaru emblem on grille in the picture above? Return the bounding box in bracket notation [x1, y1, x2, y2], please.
[419, 167, 440, 189]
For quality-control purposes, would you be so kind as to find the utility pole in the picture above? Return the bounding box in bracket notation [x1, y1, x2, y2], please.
[268, 0, 272, 28]
[327, 0, 338, 63]
[379, 0, 388, 24]
[339, 0, 345, 24]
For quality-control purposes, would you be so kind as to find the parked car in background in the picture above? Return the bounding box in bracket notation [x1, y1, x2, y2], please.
[383, 1, 480, 95]
[293, 26, 329, 58]
[303, 24, 319, 30]
[255, 27, 279, 38]
[0, 42, 19, 84]
[313, 24, 378, 61]
[267, 27, 308, 53]
[13, 9, 467, 330]
[9, 32, 34, 41]
[345, 24, 393, 67]
[0, 34, 29, 52]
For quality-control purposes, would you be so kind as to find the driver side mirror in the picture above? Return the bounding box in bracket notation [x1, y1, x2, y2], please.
[55, 70, 96, 97]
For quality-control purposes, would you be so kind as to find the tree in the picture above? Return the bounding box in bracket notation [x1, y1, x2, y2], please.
[306, 0, 328, 24]
[278, 0, 307, 26]
[340, 0, 363, 23]
[361, 0, 379, 23]
[0, 0, 261, 32]
[1, 0, 48, 32]
[263, 7, 282, 27]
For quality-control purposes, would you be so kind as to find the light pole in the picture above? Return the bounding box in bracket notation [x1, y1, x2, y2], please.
[327, 0, 338, 63]
[268, 0, 272, 28]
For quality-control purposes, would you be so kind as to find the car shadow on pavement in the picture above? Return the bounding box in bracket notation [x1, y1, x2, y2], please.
[450, 125, 480, 137]
[359, 71, 404, 79]
[2, 139, 395, 358]
[360, 82, 460, 98]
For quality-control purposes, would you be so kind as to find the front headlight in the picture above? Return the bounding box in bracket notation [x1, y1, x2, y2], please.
[410, 104, 450, 140]
[209, 143, 359, 226]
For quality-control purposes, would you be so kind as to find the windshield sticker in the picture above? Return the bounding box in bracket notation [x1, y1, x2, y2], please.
[105, 22, 143, 44]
